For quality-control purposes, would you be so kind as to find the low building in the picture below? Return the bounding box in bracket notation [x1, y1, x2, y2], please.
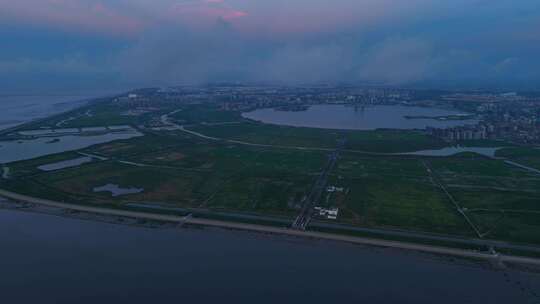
[314, 207, 339, 220]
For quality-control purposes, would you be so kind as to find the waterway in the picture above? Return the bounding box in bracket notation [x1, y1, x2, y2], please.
[243, 105, 478, 130]
[0, 130, 142, 164]
[0, 208, 538, 303]
[402, 146, 502, 157]
[38, 156, 94, 171]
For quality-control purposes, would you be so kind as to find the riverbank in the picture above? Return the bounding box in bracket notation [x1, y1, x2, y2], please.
[1, 188, 539, 267]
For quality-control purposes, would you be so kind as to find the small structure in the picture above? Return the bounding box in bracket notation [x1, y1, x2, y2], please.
[314, 207, 339, 220]
[327, 186, 344, 193]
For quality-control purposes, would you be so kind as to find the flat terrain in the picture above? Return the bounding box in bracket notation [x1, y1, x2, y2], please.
[2, 99, 539, 248]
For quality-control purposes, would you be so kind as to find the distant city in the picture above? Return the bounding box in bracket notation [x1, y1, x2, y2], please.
[116, 86, 540, 145]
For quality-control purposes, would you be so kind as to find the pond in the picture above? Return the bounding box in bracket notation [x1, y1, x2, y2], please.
[402, 146, 502, 157]
[243, 105, 478, 130]
[93, 184, 144, 197]
[0, 130, 142, 164]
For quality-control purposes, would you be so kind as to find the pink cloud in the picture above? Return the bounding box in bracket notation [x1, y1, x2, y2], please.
[168, 0, 248, 28]
[0, 0, 431, 39]
[0, 0, 146, 37]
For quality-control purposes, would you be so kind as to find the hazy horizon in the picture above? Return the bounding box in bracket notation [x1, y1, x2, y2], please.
[2, 0, 540, 92]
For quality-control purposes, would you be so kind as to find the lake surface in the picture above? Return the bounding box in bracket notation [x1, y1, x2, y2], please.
[402, 146, 502, 157]
[0, 208, 538, 304]
[243, 105, 478, 130]
[0, 130, 142, 163]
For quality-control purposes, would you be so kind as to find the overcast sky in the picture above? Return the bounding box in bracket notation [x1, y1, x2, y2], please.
[1, 0, 539, 92]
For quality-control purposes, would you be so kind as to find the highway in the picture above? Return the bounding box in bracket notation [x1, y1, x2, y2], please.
[1, 188, 540, 266]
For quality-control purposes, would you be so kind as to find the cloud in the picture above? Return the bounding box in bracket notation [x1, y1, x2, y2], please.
[0, 0, 145, 37]
[357, 38, 433, 84]
[0, 55, 122, 92]
[0, 0, 250, 36]
[2, 0, 540, 90]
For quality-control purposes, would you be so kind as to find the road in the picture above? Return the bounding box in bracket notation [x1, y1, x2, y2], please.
[504, 160, 540, 175]
[292, 139, 345, 230]
[421, 159, 484, 238]
[1, 188, 540, 266]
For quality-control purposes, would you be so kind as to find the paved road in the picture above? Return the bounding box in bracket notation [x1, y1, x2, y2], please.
[292, 139, 344, 230]
[504, 160, 540, 175]
[1, 188, 539, 266]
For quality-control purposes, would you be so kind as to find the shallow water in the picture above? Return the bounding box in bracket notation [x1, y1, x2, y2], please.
[0, 95, 97, 130]
[0, 209, 538, 304]
[243, 105, 478, 130]
[38, 156, 94, 171]
[93, 184, 144, 197]
[0, 130, 142, 163]
[403, 146, 501, 157]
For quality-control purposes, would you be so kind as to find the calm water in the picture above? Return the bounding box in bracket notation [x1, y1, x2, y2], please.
[0, 130, 142, 164]
[0, 209, 538, 304]
[0, 95, 96, 130]
[38, 156, 94, 171]
[243, 105, 478, 130]
[402, 146, 502, 157]
[93, 183, 144, 197]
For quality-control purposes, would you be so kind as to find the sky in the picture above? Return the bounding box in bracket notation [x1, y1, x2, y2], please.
[1, 0, 540, 92]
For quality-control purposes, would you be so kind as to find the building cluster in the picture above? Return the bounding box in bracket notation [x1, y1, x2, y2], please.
[119, 86, 540, 145]
[442, 92, 531, 103]
[427, 92, 540, 144]
[429, 117, 540, 144]
[428, 125, 489, 141]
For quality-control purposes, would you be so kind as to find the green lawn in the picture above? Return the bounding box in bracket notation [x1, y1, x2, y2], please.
[339, 177, 469, 235]
[188, 122, 447, 153]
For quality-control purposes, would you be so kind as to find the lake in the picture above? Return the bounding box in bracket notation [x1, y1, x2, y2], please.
[243, 105, 478, 130]
[0, 130, 142, 163]
[0, 208, 538, 304]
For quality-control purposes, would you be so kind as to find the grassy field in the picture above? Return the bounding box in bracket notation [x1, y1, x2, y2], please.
[330, 156, 470, 235]
[188, 122, 447, 153]
[2, 100, 539, 246]
[496, 147, 540, 171]
[3, 132, 326, 217]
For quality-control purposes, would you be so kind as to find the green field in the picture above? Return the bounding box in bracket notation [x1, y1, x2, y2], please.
[496, 147, 540, 171]
[188, 122, 447, 153]
[2, 99, 539, 247]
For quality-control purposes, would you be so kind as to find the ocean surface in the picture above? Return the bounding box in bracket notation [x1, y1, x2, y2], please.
[243, 105, 478, 130]
[0, 93, 116, 130]
[0, 208, 538, 304]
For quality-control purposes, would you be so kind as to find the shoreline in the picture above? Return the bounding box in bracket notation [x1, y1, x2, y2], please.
[0, 91, 127, 137]
[1, 188, 540, 267]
